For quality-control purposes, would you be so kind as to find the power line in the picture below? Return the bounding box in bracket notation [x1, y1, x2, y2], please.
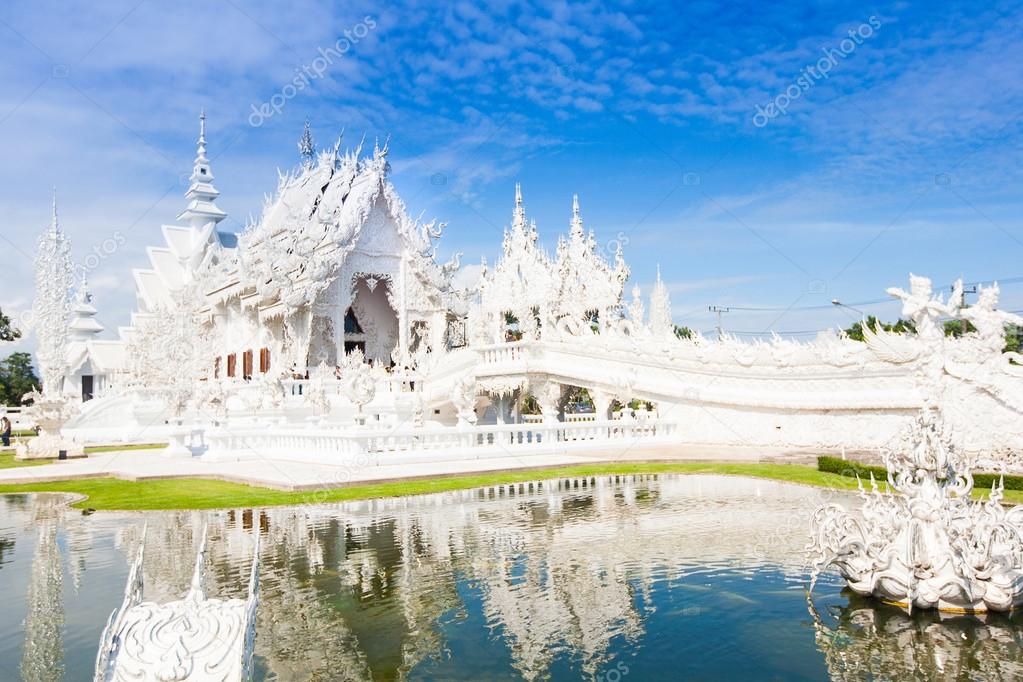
[707, 275, 1023, 313]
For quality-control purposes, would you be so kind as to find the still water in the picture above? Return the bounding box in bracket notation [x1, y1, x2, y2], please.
[2, 474, 1022, 681]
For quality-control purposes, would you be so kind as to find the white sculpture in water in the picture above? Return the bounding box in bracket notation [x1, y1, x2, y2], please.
[95, 526, 260, 681]
[808, 274, 1023, 612]
[808, 407, 1023, 612]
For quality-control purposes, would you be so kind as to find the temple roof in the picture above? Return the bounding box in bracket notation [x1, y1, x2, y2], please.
[238, 136, 453, 314]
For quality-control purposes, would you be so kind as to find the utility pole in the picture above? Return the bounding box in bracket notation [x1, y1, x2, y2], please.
[708, 306, 730, 340]
[954, 283, 977, 335]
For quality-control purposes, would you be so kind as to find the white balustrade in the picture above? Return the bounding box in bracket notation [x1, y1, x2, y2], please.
[476, 342, 528, 366]
[202, 417, 676, 464]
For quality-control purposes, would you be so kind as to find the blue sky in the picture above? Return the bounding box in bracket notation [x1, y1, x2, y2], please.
[2, 0, 1023, 349]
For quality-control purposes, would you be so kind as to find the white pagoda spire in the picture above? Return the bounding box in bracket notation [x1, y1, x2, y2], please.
[177, 109, 227, 229]
[648, 264, 673, 338]
[512, 183, 527, 234]
[298, 119, 315, 168]
[570, 194, 584, 238]
[68, 275, 104, 341]
[628, 283, 646, 327]
[34, 189, 74, 396]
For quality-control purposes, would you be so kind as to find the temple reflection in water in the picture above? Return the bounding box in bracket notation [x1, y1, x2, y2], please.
[4, 475, 1023, 681]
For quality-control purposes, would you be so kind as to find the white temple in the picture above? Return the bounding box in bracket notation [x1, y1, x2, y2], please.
[25, 113, 1023, 463]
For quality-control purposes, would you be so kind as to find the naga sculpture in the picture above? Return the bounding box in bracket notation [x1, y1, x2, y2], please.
[94, 526, 261, 681]
[807, 408, 1023, 612]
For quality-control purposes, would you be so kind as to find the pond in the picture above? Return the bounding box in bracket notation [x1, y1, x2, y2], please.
[2, 474, 1022, 681]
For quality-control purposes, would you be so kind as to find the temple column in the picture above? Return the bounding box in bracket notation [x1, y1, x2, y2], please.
[331, 280, 343, 365]
[590, 388, 613, 421]
[493, 394, 509, 424]
[398, 249, 409, 358]
[337, 273, 353, 360]
[534, 378, 561, 425]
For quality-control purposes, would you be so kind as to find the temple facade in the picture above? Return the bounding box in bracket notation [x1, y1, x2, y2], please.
[35, 114, 1023, 462]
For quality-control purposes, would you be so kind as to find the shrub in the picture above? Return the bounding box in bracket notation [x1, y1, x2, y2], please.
[817, 455, 1023, 492]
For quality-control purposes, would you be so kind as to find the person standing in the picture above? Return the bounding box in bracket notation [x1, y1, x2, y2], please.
[1, 415, 11, 447]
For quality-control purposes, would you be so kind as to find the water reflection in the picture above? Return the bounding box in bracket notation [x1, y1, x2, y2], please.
[3, 474, 1020, 680]
[811, 595, 1023, 681]
[21, 496, 64, 682]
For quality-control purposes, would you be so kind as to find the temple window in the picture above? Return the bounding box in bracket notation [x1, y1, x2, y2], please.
[344, 307, 364, 334]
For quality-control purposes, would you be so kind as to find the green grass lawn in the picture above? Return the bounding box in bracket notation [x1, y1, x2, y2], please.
[0, 451, 48, 470]
[1, 459, 1018, 512]
[0, 461, 868, 511]
[83, 443, 167, 454]
[0, 442, 165, 469]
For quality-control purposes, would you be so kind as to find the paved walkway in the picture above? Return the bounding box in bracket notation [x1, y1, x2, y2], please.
[0, 442, 825, 491]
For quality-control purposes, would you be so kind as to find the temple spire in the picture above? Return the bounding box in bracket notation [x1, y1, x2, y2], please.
[570, 194, 584, 238]
[69, 274, 104, 340]
[50, 187, 58, 235]
[177, 109, 227, 228]
[649, 263, 673, 338]
[512, 183, 527, 234]
[298, 119, 315, 168]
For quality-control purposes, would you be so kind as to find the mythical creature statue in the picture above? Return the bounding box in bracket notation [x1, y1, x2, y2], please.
[451, 374, 478, 427]
[807, 408, 1023, 612]
[339, 349, 376, 415]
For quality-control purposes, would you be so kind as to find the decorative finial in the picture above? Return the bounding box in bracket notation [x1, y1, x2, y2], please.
[570, 193, 584, 236]
[199, 108, 206, 144]
[51, 186, 58, 231]
[515, 183, 522, 207]
[299, 119, 315, 167]
[76, 272, 92, 304]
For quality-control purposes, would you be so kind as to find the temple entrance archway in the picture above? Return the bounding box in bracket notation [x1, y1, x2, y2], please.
[346, 274, 399, 365]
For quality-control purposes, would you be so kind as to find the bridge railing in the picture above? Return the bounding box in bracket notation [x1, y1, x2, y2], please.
[202, 417, 676, 463]
[476, 341, 529, 365]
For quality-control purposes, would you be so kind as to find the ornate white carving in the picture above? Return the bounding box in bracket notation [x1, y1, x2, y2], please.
[17, 196, 84, 460]
[34, 192, 74, 398]
[95, 526, 260, 681]
[452, 374, 478, 427]
[339, 348, 376, 413]
[808, 409, 1023, 612]
[647, 266, 673, 339]
[125, 285, 212, 419]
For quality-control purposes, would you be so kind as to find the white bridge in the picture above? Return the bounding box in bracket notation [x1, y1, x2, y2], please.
[64, 273, 1023, 467]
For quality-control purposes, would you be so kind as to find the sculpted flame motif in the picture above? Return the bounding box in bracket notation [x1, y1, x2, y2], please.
[807, 408, 1023, 612]
[94, 526, 260, 681]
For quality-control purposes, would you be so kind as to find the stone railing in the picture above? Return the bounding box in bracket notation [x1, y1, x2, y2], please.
[281, 373, 424, 399]
[476, 342, 528, 366]
[202, 418, 677, 464]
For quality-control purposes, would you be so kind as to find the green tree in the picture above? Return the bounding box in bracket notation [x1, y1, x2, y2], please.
[0, 352, 40, 406]
[845, 316, 1022, 354]
[943, 319, 977, 337]
[1005, 325, 1022, 354]
[673, 324, 693, 340]
[0, 308, 20, 342]
[843, 316, 916, 341]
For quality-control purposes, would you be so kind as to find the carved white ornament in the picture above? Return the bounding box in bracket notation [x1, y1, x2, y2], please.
[808, 409, 1023, 612]
[95, 526, 260, 681]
